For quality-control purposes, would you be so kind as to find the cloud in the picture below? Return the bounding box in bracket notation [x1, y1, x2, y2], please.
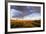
[10, 9, 23, 18]
[10, 6, 41, 20]
[23, 13, 41, 20]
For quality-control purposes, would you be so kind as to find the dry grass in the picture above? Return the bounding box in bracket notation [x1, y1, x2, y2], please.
[10, 19, 41, 28]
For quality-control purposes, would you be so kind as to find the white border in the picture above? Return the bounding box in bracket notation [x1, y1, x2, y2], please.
[8, 2, 43, 32]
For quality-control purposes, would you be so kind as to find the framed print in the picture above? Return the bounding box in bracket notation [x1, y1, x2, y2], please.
[5, 1, 45, 33]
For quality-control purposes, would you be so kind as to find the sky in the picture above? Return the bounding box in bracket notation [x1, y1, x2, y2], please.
[10, 6, 41, 20]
